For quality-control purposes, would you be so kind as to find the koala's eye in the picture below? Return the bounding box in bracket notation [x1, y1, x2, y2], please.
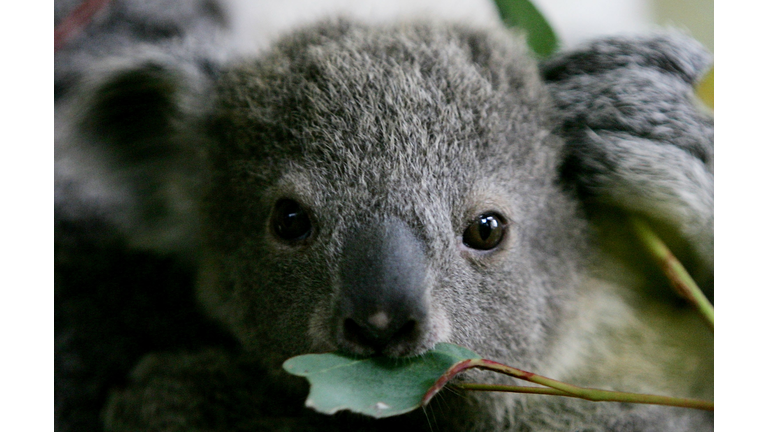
[463, 212, 506, 251]
[272, 199, 312, 243]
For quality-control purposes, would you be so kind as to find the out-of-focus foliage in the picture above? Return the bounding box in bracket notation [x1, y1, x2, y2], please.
[494, 0, 559, 57]
[697, 68, 714, 109]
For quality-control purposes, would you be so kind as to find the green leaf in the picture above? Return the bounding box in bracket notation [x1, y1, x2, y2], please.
[494, 0, 559, 57]
[282, 343, 479, 418]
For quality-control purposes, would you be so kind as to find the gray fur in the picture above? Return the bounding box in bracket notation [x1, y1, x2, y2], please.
[55, 0, 235, 253]
[544, 34, 714, 289]
[55, 3, 238, 431]
[55, 9, 714, 432]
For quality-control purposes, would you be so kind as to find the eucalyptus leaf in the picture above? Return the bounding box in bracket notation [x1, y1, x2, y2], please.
[282, 343, 479, 418]
[494, 0, 559, 57]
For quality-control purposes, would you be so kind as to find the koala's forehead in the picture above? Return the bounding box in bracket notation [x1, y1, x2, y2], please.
[213, 22, 551, 197]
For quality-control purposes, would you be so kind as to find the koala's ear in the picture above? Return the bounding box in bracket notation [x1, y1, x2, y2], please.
[541, 33, 711, 85]
[542, 34, 714, 285]
[59, 57, 217, 253]
[542, 33, 713, 168]
[80, 63, 182, 162]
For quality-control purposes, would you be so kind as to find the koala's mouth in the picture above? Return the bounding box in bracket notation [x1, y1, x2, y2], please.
[305, 289, 453, 359]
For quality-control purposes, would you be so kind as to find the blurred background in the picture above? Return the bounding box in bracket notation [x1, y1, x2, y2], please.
[221, 0, 713, 107]
[223, 0, 713, 54]
[533, 0, 713, 52]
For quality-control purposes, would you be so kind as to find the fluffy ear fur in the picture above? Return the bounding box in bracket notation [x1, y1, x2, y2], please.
[542, 34, 714, 291]
[55, 0, 235, 253]
[57, 57, 213, 253]
[55, 0, 230, 96]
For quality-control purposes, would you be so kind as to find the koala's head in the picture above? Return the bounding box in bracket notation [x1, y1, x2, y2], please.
[198, 21, 587, 371]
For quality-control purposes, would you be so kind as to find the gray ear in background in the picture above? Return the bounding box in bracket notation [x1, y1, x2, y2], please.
[55, 0, 236, 255]
[54, 4, 239, 432]
[542, 33, 714, 290]
[55, 54, 217, 254]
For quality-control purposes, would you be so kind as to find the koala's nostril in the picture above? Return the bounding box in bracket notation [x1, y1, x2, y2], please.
[342, 316, 420, 353]
[393, 319, 417, 341]
[343, 318, 373, 350]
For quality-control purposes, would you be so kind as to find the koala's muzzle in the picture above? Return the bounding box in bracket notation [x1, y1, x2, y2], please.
[337, 219, 429, 355]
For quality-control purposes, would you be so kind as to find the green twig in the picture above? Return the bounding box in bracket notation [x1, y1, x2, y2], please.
[629, 217, 714, 330]
[423, 359, 713, 411]
[454, 383, 570, 396]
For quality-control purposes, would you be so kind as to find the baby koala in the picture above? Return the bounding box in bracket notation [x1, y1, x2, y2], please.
[57, 11, 714, 432]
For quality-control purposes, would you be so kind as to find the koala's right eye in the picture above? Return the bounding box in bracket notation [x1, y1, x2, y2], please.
[462, 212, 506, 251]
[271, 199, 313, 243]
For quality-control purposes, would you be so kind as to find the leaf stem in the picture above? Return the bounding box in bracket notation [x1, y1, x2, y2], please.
[454, 383, 571, 396]
[423, 359, 713, 411]
[629, 217, 714, 330]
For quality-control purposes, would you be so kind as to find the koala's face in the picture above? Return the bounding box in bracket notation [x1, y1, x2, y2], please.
[200, 23, 586, 371]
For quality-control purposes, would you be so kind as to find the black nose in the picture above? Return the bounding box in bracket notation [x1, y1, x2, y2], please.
[337, 219, 429, 355]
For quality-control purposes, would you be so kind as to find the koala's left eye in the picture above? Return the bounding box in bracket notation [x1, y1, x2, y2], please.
[463, 212, 506, 251]
[271, 199, 313, 243]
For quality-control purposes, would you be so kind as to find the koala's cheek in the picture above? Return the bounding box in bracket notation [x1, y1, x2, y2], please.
[426, 304, 452, 346]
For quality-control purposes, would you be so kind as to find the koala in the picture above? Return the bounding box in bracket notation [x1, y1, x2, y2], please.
[55, 2, 239, 431]
[55, 3, 714, 431]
